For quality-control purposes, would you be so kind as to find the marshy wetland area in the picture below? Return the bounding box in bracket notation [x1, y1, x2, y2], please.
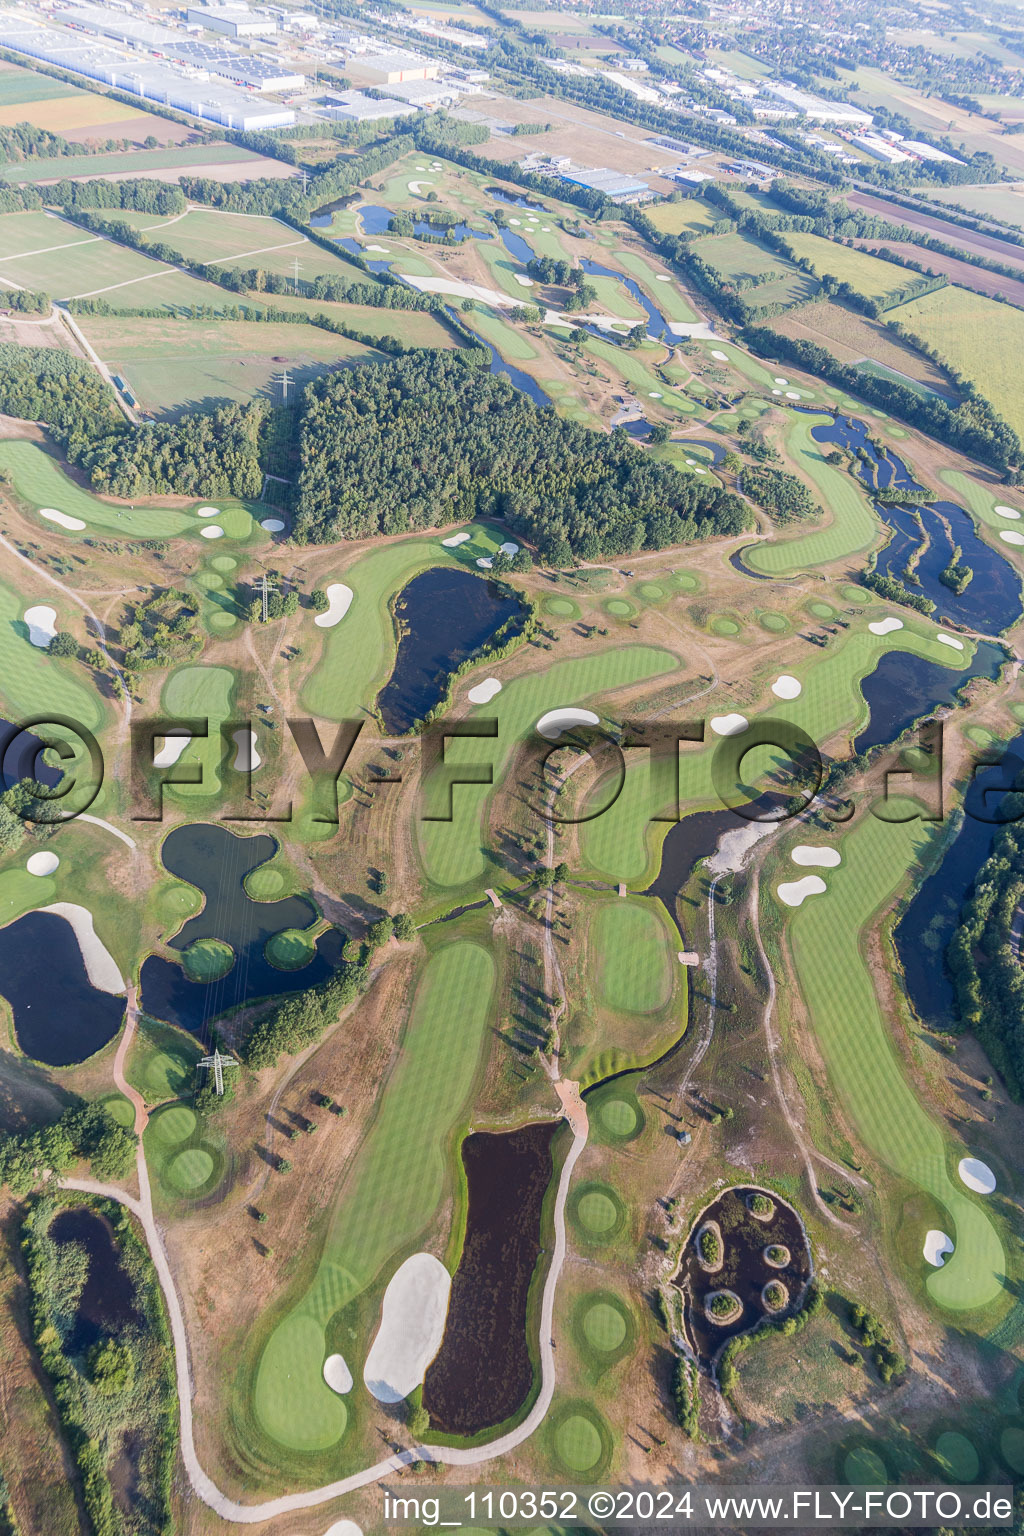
[2, 40, 1024, 1534]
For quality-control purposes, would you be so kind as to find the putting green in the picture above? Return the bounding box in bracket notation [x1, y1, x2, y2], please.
[934, 1431, 980, 1481]
[604, 598, 635, 618]
[182, 937, 234, 983]
[844, 1446, 887, 1485]
[1000, 1426, 1024, 1473]
[809, 601, 836, 619]
[544, 596, 579, 618]
[844, 584, 873, 603]
[965, 726, 995, 747]
[600, 1097, 639, 1137]
[711, 616, 739, 635]
[210, 555, 237, 573]
[246, 866, 286, 899]
[208, 610, 237, 631]
[638, 582, 666, 600]
[673, 572, 699, 590]
[168, 1147, 214, 1191]
[555, 1414, 604, 1472]
[156, 881, 202, 920]
[787, 807, 1006, 1311]
[593, 900, 673, 1014]
[576, 1188, 621, 1234]
[759, 612, 789, 632]
[101, 1094, 135, 1129]
[746, 412, 879, 575]
[582, 1300, 628, 1352]
[254, 939, 496, 1451]
[196, 572, 223, 590]
[265, 927, 316, 971]
[151, 1104, 196, 1146]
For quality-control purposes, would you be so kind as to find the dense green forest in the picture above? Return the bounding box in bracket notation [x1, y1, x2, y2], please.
[294, 353, 750, 558]
[0, 1102, 135, 1195]
[947, 814, 1024, 1098]
[741, 465, 821, 524]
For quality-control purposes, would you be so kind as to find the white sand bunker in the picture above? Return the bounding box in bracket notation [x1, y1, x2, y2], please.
[231, 728, 262, 772]
[924, 1230, 954, 1267]
[363, 1252, 451, 1403]
[26, 850, 59, 877]
[24, 605, 57, 648]
[200, 526, 224, 540]
[995, 505, 1021, 519]
[408, 179, 434, 194]
[785, 390, 801, 400]
[499, 541, 519, 555]
[39, 903, 124, 993]
[710, 713, 748, 736]
[936, 633, 965, 651]
[711, 349, 729, 361]
[1000, 529, 1024, 546]
[261, 518, 285, 532]
[476, 556, 493, 569]
[774, 376, 789, 386]
[868, 616, 904, 636]
[792, 845, 841, 868]
[365, 243, 390, 254]
[771, 674, 801, 700]
[314, 584, 353, 628]
[777, 875, 826, 908]
[153, 731, 192, 767]
[536, 707, 600, 740]
[196, 505, 220, 518]
[514, 274, 534, 286]
[959, 1157, 996, 1194]
[441, 530, 472, 547]
[771, 389, 782, 396]
[508, 217, 521, 225]
[40, 508, 86, 532]
[648, 391, 662, 398]
[324, 1523, 363, 1536]
[322, 1353, 353, 1395]
[655, 273, 671, 281]
[468, 677, 502, 704]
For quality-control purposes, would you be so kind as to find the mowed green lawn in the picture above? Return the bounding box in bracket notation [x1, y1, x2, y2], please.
[593, 899, 674, 1013]
[0, 575, 106, 732]
[611, 249, 699, 323]
[745, 411, 879, 573]
[253, 939, 495, 1451]
[785, 807, 1006, 1312]
[160, 665, 236, 801]
[784, 233, 912, 303]
[0, 441, 255, 541]
[418, 645, 676, 892]
[897, 286, 1024, 439]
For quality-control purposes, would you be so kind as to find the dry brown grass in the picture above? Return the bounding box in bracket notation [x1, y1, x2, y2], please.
[764, 300, 954, 393]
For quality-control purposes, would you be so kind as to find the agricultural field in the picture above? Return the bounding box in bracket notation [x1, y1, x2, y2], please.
[783, 232, 921, 304]
[765, 299, 958, 397]
[691, 229, 820, 309]
[897, 285, 1024, 437]
[645, 197, 723, 236]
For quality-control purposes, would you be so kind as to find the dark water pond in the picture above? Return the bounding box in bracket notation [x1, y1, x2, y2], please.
[896, 726, 1024, 1031]
[49, 1206, 140, 1355]
[811, 413, 1022, 632]
[378, 567, 526, 734]
[488, 186, 544, 209]
[309, 191, 359, 227]
[0, 717, 64, 793]
[644, 808, 737, 944]
[0, 909, 125, 1066]
[499, 226, 537, 264]
[675, 1186, 811, 1370]
[580, 257, 671, 340]
[139, 824, 345, 1036]
[854, 639, 1005, 756]
[451, 310, 550, 407]
[622, 417, 653, 439]
[357, 204, 492, 242]
[335, 236, 394, 274]
[423, 1121, 557, 1434]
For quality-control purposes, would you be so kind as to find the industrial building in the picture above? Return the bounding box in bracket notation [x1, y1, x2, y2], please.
[560, 165, 651, 203]
[3, 16, 295, 129]
[166, 40, 305, 92]
[356, 50, 439, 84]
[851, 132, 913, 164]
[315, 88, 417, 122]
[186, 6, 277, 39]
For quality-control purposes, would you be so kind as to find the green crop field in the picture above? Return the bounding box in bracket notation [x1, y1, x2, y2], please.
[0, 210, 86, 258]
[783, 807, 1006, 1312]
[645, 198, 722, 236]
[784, 232, 913, 302]
[593, 899, 674, 1013]
[897, 286, 1024, 437]
[691, 231, 819, 309]
[253, 938, 496, 1452]
[0, 66, 73, 107]
[745, 411, 879, 573]
[0, 141, 268, 184]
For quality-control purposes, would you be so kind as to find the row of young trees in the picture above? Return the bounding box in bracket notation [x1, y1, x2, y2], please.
[293, 352, 752, 560]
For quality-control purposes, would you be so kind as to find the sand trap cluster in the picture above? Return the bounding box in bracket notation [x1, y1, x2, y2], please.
[40, 903, 124, 993]
[774, 376, 789, 386]
[709, 713, 748, 736]
[40, 508, 86, 531]
[363, 1253, 451, 1404]
[200, 526, 224, 540]
[26, 850, 59, 876]
[322, 1354, 353, 1395]
[995, 505, 1021, 519]
[791, 846, 841, 868]
[959, 1157, 996, 1194]
[153, 731, 192, 767]
[536, 707, 600, 740]
[771, 674, 801, 700]
[231, 728, 262, 772]
[314, 584, 353, 628]
[868, 616, 904, 636]
[936, 633, 965, 651]
[468, 677, 502, 704]
[24, 605, 57, 648]
[441, 530, 471, 547]
[1000, 530, 1024, 547]
[777, 875, 826, 908]
[923, 1230, 954, 1267]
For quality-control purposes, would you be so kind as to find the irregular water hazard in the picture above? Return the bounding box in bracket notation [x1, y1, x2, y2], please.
[0, 909, 125, 1065]
[139, 824, 345, 1035]
[854, 639, 1005, 756]
[49, 1205, 141, 1355]
[378, 566, 527, 734]
[422, 1122, 558, 1434]
[674, 1186, 812, 1370]
[810, 412, 1023, 632]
